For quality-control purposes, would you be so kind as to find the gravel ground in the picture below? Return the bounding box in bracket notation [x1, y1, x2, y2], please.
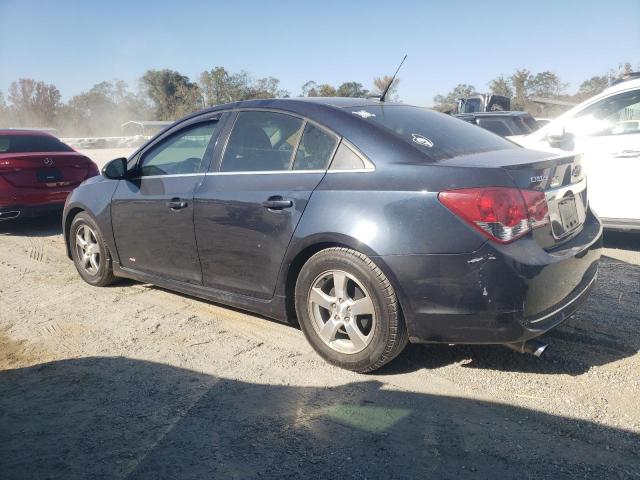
[0, 216, 638, 479]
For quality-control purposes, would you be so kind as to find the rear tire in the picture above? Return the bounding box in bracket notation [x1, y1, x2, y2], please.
[70, 212, 117, 287]
[295, 247, 408, 373]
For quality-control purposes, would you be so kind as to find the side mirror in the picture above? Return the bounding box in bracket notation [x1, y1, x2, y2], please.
[102, 157, 128, 179]
[546, 125, 572, 148]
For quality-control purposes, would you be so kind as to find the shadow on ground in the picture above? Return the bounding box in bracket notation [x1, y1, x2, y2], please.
[604, 230, 640, 251]
[0, 354, 638, 479]
[0, 213, 62, 237]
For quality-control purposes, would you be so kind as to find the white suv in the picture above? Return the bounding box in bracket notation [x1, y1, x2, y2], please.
[513, 76, 640, 231]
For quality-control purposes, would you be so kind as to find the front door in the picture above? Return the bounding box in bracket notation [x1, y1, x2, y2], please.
[112, 119, 223, 283]
[565, 88, 640, 221]
[195, 111, 339, 298]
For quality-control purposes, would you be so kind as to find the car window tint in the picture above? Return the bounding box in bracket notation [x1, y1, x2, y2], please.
[329, 142, 368, 170]
[567, 89, 640, 137]
[292, 124, 338, 170]
[140, 122, 218, 177]
[348, 105, 517, 161]
[220, 111, 304, 172]
[0, 135, 73, 153]
[477, 119, 512, 137]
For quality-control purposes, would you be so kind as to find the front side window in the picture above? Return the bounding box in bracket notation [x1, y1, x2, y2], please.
[292, 123, 338, 170]
[566, 89, 640, 137]
[139, 122, 218, 177]
[220, 111, 304, 172]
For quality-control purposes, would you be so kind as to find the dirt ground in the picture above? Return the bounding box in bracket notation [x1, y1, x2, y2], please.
[0, 214, 639, 479]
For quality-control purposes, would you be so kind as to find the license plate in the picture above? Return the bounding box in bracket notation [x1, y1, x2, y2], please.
[37, 169, 63, 182]
[559, 196, 579, 232]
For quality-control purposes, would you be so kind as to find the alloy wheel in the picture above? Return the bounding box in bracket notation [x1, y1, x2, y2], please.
[75, 224, 101, 275]
[307, 269, 376, 354]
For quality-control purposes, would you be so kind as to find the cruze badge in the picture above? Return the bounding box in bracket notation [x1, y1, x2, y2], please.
[411, 134, 434, 148]
[43, 158, 54, 166]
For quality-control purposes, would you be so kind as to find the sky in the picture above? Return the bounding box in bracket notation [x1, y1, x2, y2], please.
[0, 0, 638, 106]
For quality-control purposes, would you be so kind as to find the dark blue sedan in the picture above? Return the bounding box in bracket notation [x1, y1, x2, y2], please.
[63, 98, 602, 372]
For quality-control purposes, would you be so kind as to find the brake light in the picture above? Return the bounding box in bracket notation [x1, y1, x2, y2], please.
[438, 187, 549, 243]
[0, 160, 15, 174]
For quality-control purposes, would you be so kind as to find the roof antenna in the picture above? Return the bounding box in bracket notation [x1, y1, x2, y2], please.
[379, 54, 407, 102]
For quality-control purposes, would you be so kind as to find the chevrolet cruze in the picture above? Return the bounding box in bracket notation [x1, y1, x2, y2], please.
[63, 98, 602, 372]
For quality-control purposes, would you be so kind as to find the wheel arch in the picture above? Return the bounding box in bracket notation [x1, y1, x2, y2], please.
[280, 234, 409, 327]
[63, 206, 86, 259]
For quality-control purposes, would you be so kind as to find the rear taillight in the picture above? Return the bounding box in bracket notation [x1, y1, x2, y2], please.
[438, 187, 549, 243]
[0, 160, 15, 174]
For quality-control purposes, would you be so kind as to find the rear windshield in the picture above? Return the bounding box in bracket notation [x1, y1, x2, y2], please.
[347, 105, 517, 160]
[0, 135, 73, 153]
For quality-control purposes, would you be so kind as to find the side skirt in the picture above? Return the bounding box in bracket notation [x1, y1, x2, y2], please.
[112, 263, 289, 323]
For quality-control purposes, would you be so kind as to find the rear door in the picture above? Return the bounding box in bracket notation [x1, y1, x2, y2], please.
[111, 116, 225, 283]
[194, 110, 339, 299]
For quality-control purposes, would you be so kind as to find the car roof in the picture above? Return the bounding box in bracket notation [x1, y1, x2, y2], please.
[455, 111, 532, 118]
[181, 97, 402, 121]
[602, 77, 640, 95]
[0, 129, 56, 137]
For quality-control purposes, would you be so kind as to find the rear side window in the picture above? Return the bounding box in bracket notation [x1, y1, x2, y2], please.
[221, 111, 304, 172]
[292, 124, 338, 170]
[348, 105, 517, 160]
[329, 142, 373, 170]
[0, 135, 73, 153]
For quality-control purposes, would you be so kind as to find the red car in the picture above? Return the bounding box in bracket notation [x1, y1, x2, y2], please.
[0, 129, 99, 220]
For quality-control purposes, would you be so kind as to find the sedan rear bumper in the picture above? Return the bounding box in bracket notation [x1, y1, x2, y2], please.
[0, 203, 65, 220]
[380, 209, 603, 344]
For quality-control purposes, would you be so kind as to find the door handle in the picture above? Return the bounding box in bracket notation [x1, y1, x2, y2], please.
[167, 198, 188, 210]
[612, 150, 640, 158]
[262, 196, 293, 210]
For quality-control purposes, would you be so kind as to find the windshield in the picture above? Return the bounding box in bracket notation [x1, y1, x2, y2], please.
[0, 135, 73, 153]
[461, 98, 482, 113]
[347, 105, 517, 160]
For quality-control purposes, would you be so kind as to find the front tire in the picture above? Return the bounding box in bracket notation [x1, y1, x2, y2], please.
[70, 212, 117, 287]
[295, 247, 408, 373]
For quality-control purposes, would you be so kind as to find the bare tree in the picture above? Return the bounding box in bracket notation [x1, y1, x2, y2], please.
[432, 84, 476, 112]
[7, 78, 62, 127]
[488, 75, 513, 98]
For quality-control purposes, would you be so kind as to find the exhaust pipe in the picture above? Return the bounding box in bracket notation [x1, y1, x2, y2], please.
[0, 211, 20, 221]
[505, 339, 548, 357]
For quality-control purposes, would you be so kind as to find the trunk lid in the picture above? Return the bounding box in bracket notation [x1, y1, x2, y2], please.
[502, 154, 587, 246]
[438, 149, 588, 248]
[0, 152, 93, 189]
